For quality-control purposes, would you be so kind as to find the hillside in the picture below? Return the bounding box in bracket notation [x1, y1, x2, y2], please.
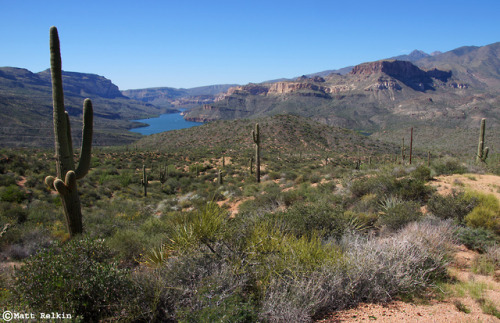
[137, 114, 398, 161]
[0, 67, 175, 147]
[183, 42, 500, 154]
[122, 84, 237, 109]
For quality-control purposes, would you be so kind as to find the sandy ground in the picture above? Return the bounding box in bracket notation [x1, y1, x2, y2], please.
[317, 173, 500, 323]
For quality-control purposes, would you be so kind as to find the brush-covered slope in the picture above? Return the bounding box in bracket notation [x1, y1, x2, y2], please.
[0, 67, 174, 147]
[137, 114, 396, 158]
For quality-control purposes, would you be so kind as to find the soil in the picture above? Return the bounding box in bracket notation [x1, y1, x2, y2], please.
[317, 173, 500, 323]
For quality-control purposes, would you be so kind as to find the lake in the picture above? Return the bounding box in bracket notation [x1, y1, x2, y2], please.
[129, 110, 203, 135]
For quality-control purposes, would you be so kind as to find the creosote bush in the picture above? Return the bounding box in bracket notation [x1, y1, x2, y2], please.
[14, 237, 133, 321]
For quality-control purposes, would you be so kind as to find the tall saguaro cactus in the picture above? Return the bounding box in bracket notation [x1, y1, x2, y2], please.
[44, 26, 93, 238]
[476, 118, 489, 163]
[252, 123, 261, 183]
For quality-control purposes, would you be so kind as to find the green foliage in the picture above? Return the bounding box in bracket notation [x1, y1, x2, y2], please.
[378, 198, 422, 231]
[14, 237, 133, 321]
[432, 157, 467, 175]
[465, 191, 500, 234]
[455, 226, 497, 252]
[427, 190, 478, 222]
[0, 185, 27, 203]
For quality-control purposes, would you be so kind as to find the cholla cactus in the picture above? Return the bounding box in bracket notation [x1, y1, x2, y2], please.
[44, 26, 93, 238]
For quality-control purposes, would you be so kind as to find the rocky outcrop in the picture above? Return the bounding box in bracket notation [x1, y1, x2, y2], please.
[37, 69, 124, 99]
[350, 60, 451, 91]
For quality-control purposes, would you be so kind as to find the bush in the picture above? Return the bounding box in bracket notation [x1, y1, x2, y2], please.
[455, 226, 497, 252]
[464, 192, 500, 234]
[432, 158, 467, 175]
[411, 165, 432, 181]
[14, 237, 133, 321]
[0, 185, 27, 203]
[378, 199, 422, 231]
[427, 190, 478, 222]
[277, 202, 347, 239]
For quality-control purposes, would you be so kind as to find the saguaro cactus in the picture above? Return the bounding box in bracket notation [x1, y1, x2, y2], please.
[409, 127, 413, 165]
[218, 169, 223, 185]
[476, 118, 489, 163]
[252, 123, 261, 183]
[44, 26, 93, 238]
[141, 165, 148, 196]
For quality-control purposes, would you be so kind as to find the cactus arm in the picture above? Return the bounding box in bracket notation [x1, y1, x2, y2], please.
[75, 99, 93, 179]
[45, 176, 56, 188]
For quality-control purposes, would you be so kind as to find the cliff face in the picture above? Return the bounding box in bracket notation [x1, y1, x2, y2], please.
[37, 69, 125, 99]
[183, 60, 465, 129]
[350, 60, 451, 91]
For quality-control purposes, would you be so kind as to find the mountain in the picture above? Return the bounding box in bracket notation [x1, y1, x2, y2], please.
[122, 84, 237, 109]
[0, 67, 175, 147]
[182, 42, 500, 154]
[390, 49, 431, 62]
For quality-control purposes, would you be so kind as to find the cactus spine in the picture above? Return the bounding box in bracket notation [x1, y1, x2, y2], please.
[44, 26, 93, 238]
[141, 165, 148, 196]
[252, 123, 261, 183]
[476, 118, 489, 163]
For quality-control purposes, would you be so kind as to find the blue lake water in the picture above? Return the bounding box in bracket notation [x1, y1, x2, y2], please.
[130, 110, 203, 135]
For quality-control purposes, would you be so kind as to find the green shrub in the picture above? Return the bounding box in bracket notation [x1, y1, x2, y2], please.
[455, 226, 497, 252]
[278, 202, 346, 239]
[411, 165, 432, 181]
[0, 185, 27, 203]
[432, 158, 467, 175]
[427, 190, 478, 222]
[465, 192, 500, 234]
[14, 238, 133, 321]
[378, 200, 422, 231]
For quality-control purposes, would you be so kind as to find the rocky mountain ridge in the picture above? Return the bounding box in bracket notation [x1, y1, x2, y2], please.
[183, 41, 500, 142]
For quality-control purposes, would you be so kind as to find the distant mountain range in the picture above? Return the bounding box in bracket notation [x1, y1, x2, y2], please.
[1, 41, 499, 152]
[181, 42, 500, 154]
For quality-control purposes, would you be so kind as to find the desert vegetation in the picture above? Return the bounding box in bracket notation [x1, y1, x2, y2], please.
[1, 130, 500, 321]
[1, 26, 500, 323]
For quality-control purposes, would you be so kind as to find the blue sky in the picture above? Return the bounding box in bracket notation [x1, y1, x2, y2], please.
[1, 0, 499, 90]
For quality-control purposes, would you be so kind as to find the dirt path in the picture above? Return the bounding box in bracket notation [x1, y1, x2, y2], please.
[317, 173, 500, 322]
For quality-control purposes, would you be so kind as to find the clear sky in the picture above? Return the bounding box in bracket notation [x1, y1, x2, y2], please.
[1, 0, 499, 90]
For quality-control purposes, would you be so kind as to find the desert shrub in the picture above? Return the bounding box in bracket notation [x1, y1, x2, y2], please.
[14, 237, 133, 321]
[0, 203, 27, 224]
[411, 165, 432, 181]
[277, 202, 346, 239]
[343, 218, 454, 300]
[107, 229, 148, 262]
[455, 226, 497, 252]
[130, 250, 258, 322]
[465, 192, 500, 234]
[396, 178, 432, 202]
[0, 174, 17, 187]
[261, 218, 455, 321]
[427, 190, 478, 222]
[377, 198, 422, 231]
[0, 184, 27, 203]
[432, 158, 467, 175]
